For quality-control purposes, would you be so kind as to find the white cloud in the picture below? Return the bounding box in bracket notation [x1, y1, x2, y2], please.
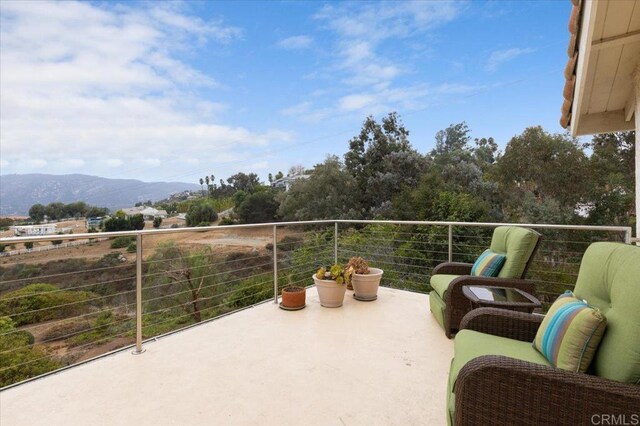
[485, 48, 535, 72]
[278, 35, 313, 49]
[281, 101, 312, 116]
[339, 94, 376, 111]
[0, 1, 288, 180]
[0, 160, 9, 168]
[65, 158, 86, 168]
[142, 158, 161, 166]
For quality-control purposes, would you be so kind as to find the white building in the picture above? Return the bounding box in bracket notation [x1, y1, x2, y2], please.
[272, 174, 309, 191]
[10, 224, 72, 237]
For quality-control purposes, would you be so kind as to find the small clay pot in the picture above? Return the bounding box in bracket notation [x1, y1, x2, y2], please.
[281, 286, 306, 309]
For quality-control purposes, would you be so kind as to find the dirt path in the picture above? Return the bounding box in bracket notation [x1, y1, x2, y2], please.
[1, 224, 293, 266]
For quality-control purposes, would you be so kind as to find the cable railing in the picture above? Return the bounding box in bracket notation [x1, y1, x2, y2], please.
[0, 219, 632, 388]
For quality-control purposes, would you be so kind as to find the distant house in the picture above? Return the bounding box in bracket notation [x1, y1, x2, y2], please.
[120, 206, 168, 220]
[272, 174, 309, 191]
[86, 217, 103, 229]
[140, 207, 168, 220]
[10, 224, 72, 236]
[121, 206, 144, 217]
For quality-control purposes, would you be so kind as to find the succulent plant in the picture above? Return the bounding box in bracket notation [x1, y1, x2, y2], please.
[346, 256, 370, 274]
[315, 264, 353, 285]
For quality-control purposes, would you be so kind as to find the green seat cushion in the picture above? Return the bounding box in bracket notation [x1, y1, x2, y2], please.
[572, 242, 640, 384]
[430, 274, 459, 298]
[533, 291, 607, 372]
[489, 226, 539, 279]
[449, 330, 550, 399]
[429, 292, 446, 329]
[471, 249, 506, 277]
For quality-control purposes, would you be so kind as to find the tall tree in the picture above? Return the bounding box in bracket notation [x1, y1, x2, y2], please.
[279, 156, 360, 220]
[344, 112, 426, 217]
[491, 126, 588, 221]
[584, 131, 635, 226]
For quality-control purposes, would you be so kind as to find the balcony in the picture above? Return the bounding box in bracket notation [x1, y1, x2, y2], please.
[1, 287, 452, 425]
[0, 220, 633, 424]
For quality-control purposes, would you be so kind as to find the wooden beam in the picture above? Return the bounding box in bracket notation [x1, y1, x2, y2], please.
[575, 109, 636, 136]
[625, 91, 636, 122]
[571, 0, 599, 137]
[592, 30, 640, 51]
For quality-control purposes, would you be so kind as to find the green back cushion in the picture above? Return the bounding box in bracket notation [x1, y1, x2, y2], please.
[573, 242, 640, 384]
[533, 291, 607, 372]
[489, 226, 539, 278]
[471, 249, 506, 277]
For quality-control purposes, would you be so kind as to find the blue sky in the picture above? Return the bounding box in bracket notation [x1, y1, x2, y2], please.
[0, 0, 571, 184]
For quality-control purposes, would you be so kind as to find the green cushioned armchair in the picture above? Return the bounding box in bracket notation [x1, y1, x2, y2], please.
[429, 226, 541, 338]
[447, 242, 640, 426]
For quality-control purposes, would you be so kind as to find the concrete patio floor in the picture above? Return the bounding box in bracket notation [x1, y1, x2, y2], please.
[0, 287, 453, 426]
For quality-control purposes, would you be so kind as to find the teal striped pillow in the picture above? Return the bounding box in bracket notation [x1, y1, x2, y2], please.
[533, 291, 607, 372]
[470, 249, 506, 277]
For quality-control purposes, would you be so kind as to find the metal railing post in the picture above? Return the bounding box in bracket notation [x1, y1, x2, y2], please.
[448, 225, 453, 262]
[273, 225, 278, 304]
[132, 233, 145, 354]
[334, 222, 338, 264]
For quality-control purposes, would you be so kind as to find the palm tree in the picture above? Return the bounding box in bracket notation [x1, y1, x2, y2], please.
[199, 178, 204, 195]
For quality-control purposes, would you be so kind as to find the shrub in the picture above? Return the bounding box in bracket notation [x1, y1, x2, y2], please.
[170, 223, 179, 228]
[0, 316, 60, 387]
[219, 217, 236, 226]
[126, 242, 137, 253]
[186, 203, 217, 227]
[153, 217, 162, 228]
[0, 244, 6, 253]
[40, 318, 92, 341]
[24, 242, 34, 250]
[0, 283, 100, 326]
[110, 236, 135, 249]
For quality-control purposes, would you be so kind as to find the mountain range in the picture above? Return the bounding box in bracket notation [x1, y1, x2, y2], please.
[0, 174, 200, 216]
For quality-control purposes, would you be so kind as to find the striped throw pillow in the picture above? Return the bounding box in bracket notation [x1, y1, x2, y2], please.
[533, 291, 607, 372]
[470, 249, 506, 277]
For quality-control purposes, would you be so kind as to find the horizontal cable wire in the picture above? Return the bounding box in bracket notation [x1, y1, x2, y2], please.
[141, 274, 272, 312]
[0, 329, 135, 374]
[0, 262, 134, 285]
[0, 275, 137, 302]
[0, 302, 137, 337]
[3, 290, 136, 320]
[1, 315, 135, 356]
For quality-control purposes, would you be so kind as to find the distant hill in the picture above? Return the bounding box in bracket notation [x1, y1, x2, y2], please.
[0, 174, 200, 215]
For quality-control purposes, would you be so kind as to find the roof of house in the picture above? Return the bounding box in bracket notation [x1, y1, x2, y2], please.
[561, 0, 640, 135]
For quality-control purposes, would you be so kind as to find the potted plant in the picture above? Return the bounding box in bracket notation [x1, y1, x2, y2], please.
[280, 284, 306, 311]
[313, 264, 353, 308]
[346, 256, 383, 301]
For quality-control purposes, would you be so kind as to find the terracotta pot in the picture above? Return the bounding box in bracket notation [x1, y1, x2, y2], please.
[351, 268, 383, 300]
[281, 286, 306, 309]
[313, 275, 347, 307]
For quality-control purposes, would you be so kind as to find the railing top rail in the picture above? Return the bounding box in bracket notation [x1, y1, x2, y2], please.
[0, 219, 632, 244]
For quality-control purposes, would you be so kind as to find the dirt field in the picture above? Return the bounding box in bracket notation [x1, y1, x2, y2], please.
[1, 219, 294, 266]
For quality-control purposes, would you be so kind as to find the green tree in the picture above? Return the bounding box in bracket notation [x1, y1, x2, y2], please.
[28, 204, 46, 222]
[129, 214, 145, 230]
[279, 156, 359, 221]
[584, 131, 635, 226]
[185, 203, 218, 227]
[153, 217, 163, 228]
[491, 126, 588, 221]
[344, 112, 426, 216]
[86, 206, 108, 218]
[44, 202, 66, 220]
[236, 191, 280, 223]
